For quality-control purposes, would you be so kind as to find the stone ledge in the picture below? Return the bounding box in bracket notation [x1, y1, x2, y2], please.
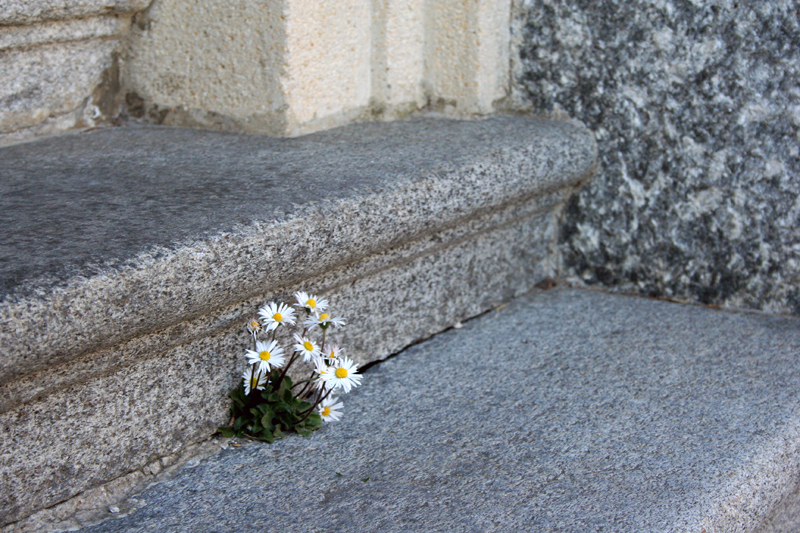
[0, 115, 596, 525]
[0, 115, 596, 385]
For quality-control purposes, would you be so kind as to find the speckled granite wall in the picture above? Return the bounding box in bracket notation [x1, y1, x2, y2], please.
[514, 0, 800, 314]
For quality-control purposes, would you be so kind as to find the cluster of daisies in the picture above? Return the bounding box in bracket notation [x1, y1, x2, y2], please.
[242, 291, 361, 424]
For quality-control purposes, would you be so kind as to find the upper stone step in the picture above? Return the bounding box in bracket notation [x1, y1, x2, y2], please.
[0, 115, 597, 526]
[0, 116, 596, 386]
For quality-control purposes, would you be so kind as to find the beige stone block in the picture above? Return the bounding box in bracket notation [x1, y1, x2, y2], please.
[125, 0, 287, 134]
[475, 0, 511, 113]
[124, 0, 511, 135]
[282, 0, 372, 133]
[424, 0, 510, 114]
[372, 0, 425, 113]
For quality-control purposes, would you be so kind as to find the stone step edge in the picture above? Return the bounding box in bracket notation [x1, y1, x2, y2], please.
[0, 118, 597, 386]
[0, 186, 572, 415]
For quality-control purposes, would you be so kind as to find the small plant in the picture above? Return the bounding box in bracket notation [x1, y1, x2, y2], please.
[218, 292, 361, 442]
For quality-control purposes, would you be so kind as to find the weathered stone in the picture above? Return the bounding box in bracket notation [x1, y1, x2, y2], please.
[124, 0, 512, 136]
[0, 14, 129, 146]
[0, 116, 596, 525]
[42, 288, 800, 532]
[0, 16, 128, 51]
[0, 116, 595, 384]
[0, 0, 150, 25]
[514, 0, 800, 315]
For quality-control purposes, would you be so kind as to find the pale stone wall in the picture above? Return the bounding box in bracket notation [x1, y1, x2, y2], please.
[1, 0, 512, 143]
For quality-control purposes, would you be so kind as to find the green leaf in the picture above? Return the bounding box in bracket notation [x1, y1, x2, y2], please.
[296, 426, 315, 437]
[303, 413, 323, 428]
[258, 428, 275, 443]
[260, 411, 275, 430]
[218, 427, 235, 438]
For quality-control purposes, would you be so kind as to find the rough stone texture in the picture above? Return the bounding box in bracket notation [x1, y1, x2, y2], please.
[424, 0, 511, 115]
[124, 0, 512, 136]
[0, 37, 122, 138]
[0, 16, 128, 51]
[375, 0, 426, 114]
[0, 116, 596, 384]
[281, 0, 372, 132]
[0, 0, 150, 25]
[514, 0, 800, 315]
[124, 0, 289, 135]
[0, 116, 595, 525]
[43, 288, 800, 533]
[0, 201, 558, 526]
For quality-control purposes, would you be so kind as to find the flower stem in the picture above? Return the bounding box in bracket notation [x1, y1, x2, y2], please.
[274, 351, 300, 391]
[297, 387, 332, 424]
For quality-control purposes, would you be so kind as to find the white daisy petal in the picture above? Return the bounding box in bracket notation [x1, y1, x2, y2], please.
[294, 291, 329, 314]
[242, 368, 268, 395]
[323, 344, 343, 362]
[258, 302, 297, 331]
[246, 318, 262, 335]
[319, 356, 361, 394]
[244, 339, 286, 373]
[317, 396, 344, 423]
[304, 312, 346, 331]
[293, 333, 320, 362]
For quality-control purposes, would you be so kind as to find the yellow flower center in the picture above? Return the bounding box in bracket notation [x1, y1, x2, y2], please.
[303, 341, 314, 351]
[307, 298, 316, 308]
[273, 312, 283, 322]
[335, 367, 348, 379]
[322, 406, 331, 416]
[320, 313, 330, 322]
[259, 350, 271, 361]
[250, 320, 260, 330]
[251, 377, 259, 388]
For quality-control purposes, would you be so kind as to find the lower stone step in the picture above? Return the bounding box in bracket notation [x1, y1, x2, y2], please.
[15, 288, 800, 532]
[0, 116, 597, 525]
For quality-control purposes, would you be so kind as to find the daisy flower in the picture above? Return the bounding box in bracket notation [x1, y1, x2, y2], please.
[304, 312, 346, 331]
[317, 396, 344, 423]
[312, 358, 331, 390]
[242, 368, 267, 395]
[322, 344, 343, 362]
[246, 318, 262, 335]
[258, 302, 296, 331]
[294, 291, 328, 315]
[245, 339, 286, 373]
[320, 356, 361, 394]
[293, 333, 320, 362]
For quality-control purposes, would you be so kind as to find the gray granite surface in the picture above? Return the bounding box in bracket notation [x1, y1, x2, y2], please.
[0, 116, 595, 385]
[0, 116, 597, 525]
[73, 288, 800, 533]
[0, 116, 582, 300]
[515, 1, 800, 315]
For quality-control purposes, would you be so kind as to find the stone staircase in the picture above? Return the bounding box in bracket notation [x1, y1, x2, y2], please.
[13, 288, 800, 532]
[0, 115, 596, 527]
[3, 115, 800, 532]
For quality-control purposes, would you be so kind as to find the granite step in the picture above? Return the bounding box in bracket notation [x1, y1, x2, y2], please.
[0, 116, 597, 526]
[16, 287, 800, 533]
